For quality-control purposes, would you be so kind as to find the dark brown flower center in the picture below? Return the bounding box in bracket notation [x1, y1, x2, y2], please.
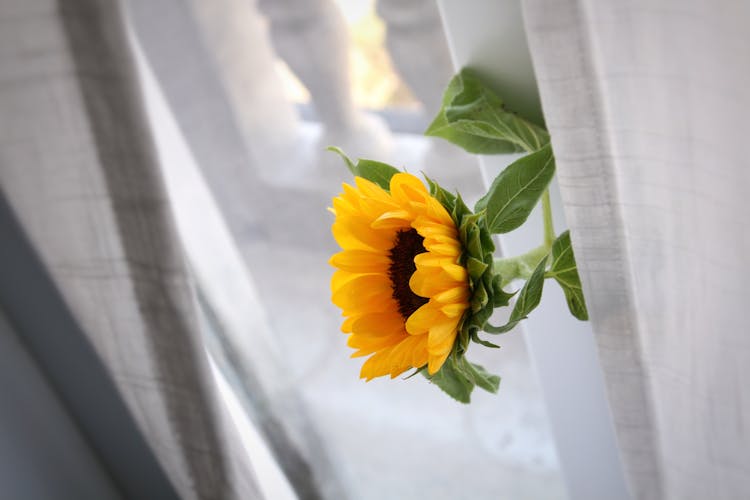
[388, 228, 429, 320]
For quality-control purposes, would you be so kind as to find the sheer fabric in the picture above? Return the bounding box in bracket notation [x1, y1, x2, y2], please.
[0, 1, 260, 498]
[523, 1, 750, 498]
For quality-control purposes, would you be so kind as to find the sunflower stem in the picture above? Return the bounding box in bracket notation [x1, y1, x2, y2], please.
[493, 188, 556, 286]
[493, 244, 549, 286]
[541, 189, 555, 249]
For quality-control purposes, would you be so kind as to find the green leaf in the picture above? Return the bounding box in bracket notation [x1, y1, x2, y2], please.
[546, 230, 589, 320]
[326, 147, 400, 190]
[425, 69, 549, 154]
[427, 357, 474, 403]
[326, 146, 357, 175]
[476, 144, 556, 234]
[465, 361, 501, 393]
[355, 159, 400, 191]
[484, 255, 547, 334]
[425, 356, 500, 403]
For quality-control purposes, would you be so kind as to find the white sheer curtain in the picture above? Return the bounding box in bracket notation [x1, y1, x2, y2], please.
[0, 1, 260, 498]
[523, 1, 750, 498]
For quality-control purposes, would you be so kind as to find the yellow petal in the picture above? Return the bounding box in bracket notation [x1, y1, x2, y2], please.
[427, 350, 450, 375]
[425, 197, 454, 226]
[428, 319, 457, 353]
[413, 217, 455, 238]
[386, 336, 422, 378]
[441, 303, 467, 318]
[329, 250, 390, 273]
[401, 334, 429, 368]
[423, 233, 461, 246]
[389, 173, 427, 204]
[330, 270, 357, 294]
[352, 312, 406, 337]
[409, 268, 457, 298]
[405, 302, 444, 335]
[433, 286, 470, 304]
[348, 333, 404, 354]
[355, 176, 393, 203]
[441, 263, 468, 282]
[371, 210, 412, 230]
[341, 316, 356, 333]
[331, 274, 392, 312]
[413, 253, 452, 269]
[331, 195, 358, 217]
[425, 241, 462, 257]
[360, 348, 395, 380]
[332, 217, 393, 251]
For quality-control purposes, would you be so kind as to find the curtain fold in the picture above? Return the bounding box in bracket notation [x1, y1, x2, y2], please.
[0, 1, 260, 498]
[523, 0, 750, 499]
[125, 1, 346, 498]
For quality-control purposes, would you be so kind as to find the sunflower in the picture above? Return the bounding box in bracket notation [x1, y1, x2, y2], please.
[329, 172, 470, 380]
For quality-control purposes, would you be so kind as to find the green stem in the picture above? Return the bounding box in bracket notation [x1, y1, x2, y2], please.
[541, 189, 555, 249]
[493, 244, 549, 286]
[493, 190, 556, 286]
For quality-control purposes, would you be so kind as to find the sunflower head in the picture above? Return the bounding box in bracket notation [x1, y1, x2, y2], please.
[328, 151, 510, 402]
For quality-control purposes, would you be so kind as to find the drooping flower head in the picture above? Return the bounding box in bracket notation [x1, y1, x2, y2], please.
[327, 67, 590, 403]
[329, 173, 470, 379]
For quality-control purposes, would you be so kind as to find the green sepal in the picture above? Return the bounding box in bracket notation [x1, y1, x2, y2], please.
[484, 255, 547, 334]
[425, 174, 457, 213]
[470, 330, 500, 349]
[425, 69, 549, 154]
[466, 225, 483, 259]
[327, 147, 400, 191]
[546, 230, 589, 320]
[403, 366, 427, 380]
[419, 175, 515, 401]
[457, 317, 470, 352]
[479, 220, 496, 255]
[467, 307, 493, 335]
[491, 274, 515, 307]
[470, 282, 488, 313]
[466, 257, 488, 279]
[452, 193, 472, 226]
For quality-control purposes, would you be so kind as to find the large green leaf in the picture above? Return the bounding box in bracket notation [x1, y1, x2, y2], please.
[355, 159, 400, 191]
[327, 147, 400, 191]
[326, 146, 357, 175]
[465, 361, 501, 393]
[546, 231, 589, 320]
[425, 69, 549, 154]
[427, 357, 474, 403]
[426, 356, 500, 403]
[475, 144, 555, 234]
[484, 255, 547, 334]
